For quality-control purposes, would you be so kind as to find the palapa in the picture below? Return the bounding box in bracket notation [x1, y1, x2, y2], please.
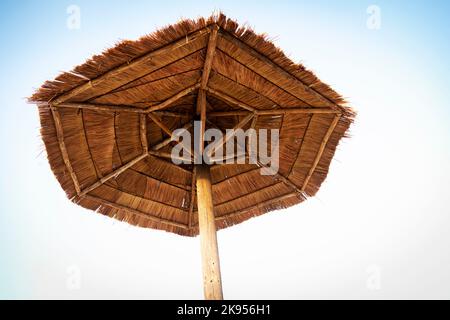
[30, 13, 355, 299]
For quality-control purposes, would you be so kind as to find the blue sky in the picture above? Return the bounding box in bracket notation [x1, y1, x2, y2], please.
[1, 0, 449, 299]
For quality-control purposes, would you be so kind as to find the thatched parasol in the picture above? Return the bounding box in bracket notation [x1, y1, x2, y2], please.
[29, 13, 354, 299]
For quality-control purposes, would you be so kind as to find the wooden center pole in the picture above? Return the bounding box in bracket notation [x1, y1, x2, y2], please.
[196, 164, 223, 300]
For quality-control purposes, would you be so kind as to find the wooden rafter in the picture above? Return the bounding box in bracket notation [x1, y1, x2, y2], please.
[250, 114, 259, 129]
[206, 113, 254, 158]
[218, 30, 342, 110]
[205, 87, 256, 112]
[247, 114, 258, 157]
[96, 67, 204, 100]
[148, 114, 194, 158]
[194, 24, 218, 157]
[209, 110, 250, 117]
[79, 153, 148, 197]
[152, 121, 193, 151]
[197, 89, 207, 155]
[51, 28, 210, 105]
[256, 108, 340, 115]
[112, 185, 189, 211]
[52, 103, 339, 116]
[148, 150, 192, 163]
[51, 83, 200, 115]
[204, 119, 246, 164]
[50, 107, 81, 195]
[188, 166, 197, 229]
[53, 102, 145, 113]
[84, 194, 188, 229]
[301, 114, 341, 192]
[148, 112, 173, 136]
[200, 25, 219, 90]
[146, 83, 200, 112]
[154, 111, 190, 119]
[140, 114, 148, 153]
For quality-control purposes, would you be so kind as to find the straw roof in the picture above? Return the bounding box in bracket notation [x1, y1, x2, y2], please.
[29, 13, 355, 237]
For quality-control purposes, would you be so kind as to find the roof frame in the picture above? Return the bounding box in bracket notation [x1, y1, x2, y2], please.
[46, 23, 345, 228]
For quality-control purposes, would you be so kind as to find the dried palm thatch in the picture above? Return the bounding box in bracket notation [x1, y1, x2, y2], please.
[29, 13, 355, 238]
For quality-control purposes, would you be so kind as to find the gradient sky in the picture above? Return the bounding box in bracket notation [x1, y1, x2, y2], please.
[0, 0, 449, 299]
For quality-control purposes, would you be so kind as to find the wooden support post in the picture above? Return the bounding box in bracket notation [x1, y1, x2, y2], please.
[196, 164, 223, 300]
[197, 89, 207, 155]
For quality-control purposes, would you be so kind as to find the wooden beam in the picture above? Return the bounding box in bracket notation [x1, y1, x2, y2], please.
[54, 105, 341, 118]
[153, 111, 190, 119]
[301, 114, 341, 191]
[152, 121, 193, 151]
[250, 114, 259, 129]
[146, 83, 200, 112]
[215, 192, 298, 221]
[206, 113, 254, 158]
[148, 117, 192, 159]
[208, 110, 250, 117]
[140, 114, 148, 153]
[197, 89, 207, 155]
[188, 166, 197, 229]
[148, 150, 192, 163]
[247, 114, 258, 157]
[256, 108, 340, 115]
[200, 25, 219, 90]
[52, 103, 339, 116]
[205, 87, 256, 112]
[196, 165, 223, 300]
[84, 194, 189, 229]
[111, 185, 189, 211]
[54, 102, 145, 113]
[148, 114, 194, 158]
[148, 112, 173, 136]
[50, 107, 81, 195]
[204, 119, 245, 164]
[218, 30, 342, 110]
[51, 28, 210, 105]
[80, 153, 148, 197]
